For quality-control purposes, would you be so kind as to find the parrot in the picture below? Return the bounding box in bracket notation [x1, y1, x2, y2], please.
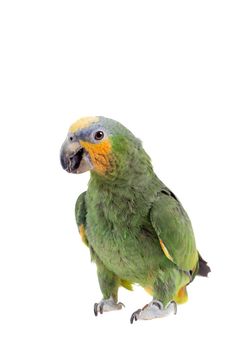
[60, 116, 210, 323]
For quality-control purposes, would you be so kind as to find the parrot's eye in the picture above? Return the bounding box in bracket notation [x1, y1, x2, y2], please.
[94, 131, 104, 141]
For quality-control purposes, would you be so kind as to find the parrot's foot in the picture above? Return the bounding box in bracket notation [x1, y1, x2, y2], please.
[130, 300, 177, 323]
[94, 297, 125, 316]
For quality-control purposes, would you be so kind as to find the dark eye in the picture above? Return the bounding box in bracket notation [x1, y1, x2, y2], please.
[94, 131, 104, 140]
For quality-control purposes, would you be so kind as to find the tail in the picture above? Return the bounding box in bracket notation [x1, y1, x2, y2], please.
[174, 286, 188, 304]
[197, 253, 211, 277]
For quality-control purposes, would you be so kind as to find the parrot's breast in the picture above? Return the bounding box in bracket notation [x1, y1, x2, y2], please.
[85, 183, 166, 284]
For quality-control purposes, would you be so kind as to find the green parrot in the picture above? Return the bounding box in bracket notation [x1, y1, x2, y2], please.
[60, 116, 210, 323]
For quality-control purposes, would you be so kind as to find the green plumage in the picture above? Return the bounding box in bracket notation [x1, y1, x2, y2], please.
[71, 118, 209, 307]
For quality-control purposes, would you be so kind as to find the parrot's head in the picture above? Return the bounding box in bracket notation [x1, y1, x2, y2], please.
[60, 116, 151, 181]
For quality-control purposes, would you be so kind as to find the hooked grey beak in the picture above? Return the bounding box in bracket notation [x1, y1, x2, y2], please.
[60, 140, 92, 174]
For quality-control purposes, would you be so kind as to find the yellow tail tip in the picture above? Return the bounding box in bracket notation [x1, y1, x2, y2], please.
[174, 286, 188, 304]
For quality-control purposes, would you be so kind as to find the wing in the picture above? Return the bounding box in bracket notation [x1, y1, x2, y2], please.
[75, 191, 89, 246]
[150, 189, 198, 273]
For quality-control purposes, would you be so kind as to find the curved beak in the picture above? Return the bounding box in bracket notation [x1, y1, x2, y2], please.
[60, 140, 92, 174]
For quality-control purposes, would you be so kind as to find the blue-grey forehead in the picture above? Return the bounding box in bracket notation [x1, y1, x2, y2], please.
[77, 122, 105, 139]
[69, 116, 137, 141]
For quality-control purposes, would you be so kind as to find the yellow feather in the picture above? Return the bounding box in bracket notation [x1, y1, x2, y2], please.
[120, 280, 133, 291]
[69, 116, 99, 133]
[78, 224, 88, 245]
[159, 239, 174, 262]
[174, 286, 188, 304]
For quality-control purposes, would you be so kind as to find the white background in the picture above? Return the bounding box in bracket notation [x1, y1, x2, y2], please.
[0, 1, 232, 349]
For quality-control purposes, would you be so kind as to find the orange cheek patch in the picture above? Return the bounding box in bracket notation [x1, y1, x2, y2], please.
[80, 139, 112, 174]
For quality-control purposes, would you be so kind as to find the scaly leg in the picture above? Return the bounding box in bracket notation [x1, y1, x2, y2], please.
[94, 296, 124, 316]
[94, 255, 124, 316]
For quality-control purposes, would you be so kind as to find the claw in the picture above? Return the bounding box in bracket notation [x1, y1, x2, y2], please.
[94, 303, 98, 317]
[170, 300, 177, 315]
[152, 300, 163, 309]
[130, 309, 141, 324]
[142, 303, 149, 311]
[118, 302, 125, 308]
[99, 303, 104, 314]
